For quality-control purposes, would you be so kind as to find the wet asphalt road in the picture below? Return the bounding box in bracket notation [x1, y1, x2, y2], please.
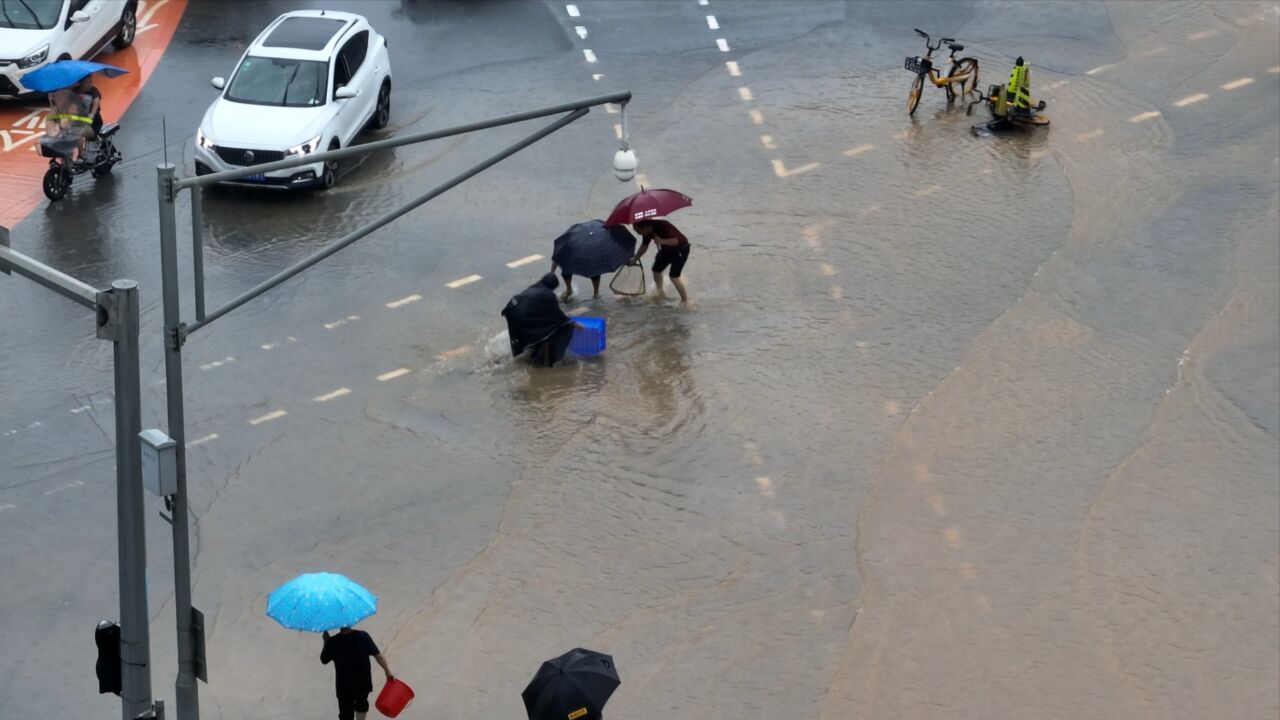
[2, 1, 1278, 718]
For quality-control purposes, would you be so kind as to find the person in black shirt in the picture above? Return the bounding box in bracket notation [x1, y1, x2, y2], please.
[320, 627, 394, 720]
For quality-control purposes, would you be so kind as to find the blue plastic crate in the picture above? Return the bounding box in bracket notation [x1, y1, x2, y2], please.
[568, 316, 607, 356]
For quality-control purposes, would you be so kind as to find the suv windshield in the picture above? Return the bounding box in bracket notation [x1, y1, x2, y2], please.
[225, 56, 327, 107]
[0, 0, 62, 29]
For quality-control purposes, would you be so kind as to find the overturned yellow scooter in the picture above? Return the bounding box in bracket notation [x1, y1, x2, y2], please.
[968, 56, 1050, 133]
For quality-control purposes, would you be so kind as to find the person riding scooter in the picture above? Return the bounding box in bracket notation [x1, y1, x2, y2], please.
[45, 87, 94, 162]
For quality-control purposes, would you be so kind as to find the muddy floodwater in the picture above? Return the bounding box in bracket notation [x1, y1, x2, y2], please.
[1, 1, 1277, 718]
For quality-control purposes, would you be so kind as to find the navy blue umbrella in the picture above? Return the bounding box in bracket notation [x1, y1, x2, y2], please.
[551, 220, 636, 278]
[21, 60, 128, 93]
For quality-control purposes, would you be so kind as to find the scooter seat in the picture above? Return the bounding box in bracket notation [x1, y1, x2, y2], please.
[99, 122, 119, 137]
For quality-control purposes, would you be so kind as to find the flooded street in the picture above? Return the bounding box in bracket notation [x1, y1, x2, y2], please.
[1, 1, 1277, 718]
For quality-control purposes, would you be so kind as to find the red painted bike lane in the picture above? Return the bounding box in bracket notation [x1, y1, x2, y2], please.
[0, 0, 188, 228]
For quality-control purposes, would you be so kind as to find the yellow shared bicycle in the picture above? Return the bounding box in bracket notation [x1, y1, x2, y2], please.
[904, 29, 980, 115]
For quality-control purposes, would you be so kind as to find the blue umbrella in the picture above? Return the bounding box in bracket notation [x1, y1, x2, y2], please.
[551, 220, 637, 278]
[266, 572, 377, 632]
[21, 60, 128, 93]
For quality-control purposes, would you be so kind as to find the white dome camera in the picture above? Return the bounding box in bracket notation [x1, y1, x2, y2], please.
[612, 145, 637, 182]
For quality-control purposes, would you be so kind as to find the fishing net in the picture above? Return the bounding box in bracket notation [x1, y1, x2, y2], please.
[609, 263, 646, 296]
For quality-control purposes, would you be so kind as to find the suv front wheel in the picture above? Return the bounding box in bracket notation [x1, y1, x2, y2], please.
[320, 140, 339, 189]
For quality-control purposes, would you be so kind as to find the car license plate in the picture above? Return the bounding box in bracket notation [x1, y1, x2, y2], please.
[244, 173, 266, 182]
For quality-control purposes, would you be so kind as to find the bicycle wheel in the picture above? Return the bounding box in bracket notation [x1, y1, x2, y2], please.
[906, 74, 924, 115]
[948, 58, 979, 102]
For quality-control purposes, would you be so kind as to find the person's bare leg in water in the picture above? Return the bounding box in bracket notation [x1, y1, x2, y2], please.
[670, 276, 689, 303]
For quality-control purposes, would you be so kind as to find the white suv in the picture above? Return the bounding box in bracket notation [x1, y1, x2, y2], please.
[0, 0, 136, 98]
[193, 10, 392, 190]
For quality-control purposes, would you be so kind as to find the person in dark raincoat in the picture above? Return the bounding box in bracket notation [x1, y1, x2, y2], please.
[502, 273, 577, 366]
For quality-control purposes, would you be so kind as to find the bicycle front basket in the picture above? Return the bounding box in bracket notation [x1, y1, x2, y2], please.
[904, 56, 930, 74]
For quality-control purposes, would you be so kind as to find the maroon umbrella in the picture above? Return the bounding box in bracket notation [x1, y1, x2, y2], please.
[605, 187, 693, 225]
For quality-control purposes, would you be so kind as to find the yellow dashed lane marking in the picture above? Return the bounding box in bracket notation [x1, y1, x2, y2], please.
[446, 274, 482, 288]
[377, 368, 411, 381]
[385, 294, 421, 309]
[313, 388, 351, 403]
[506, 255, 543, 268]
[249, 410, 287, 425]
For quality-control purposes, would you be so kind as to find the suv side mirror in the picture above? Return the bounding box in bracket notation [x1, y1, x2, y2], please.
[70, 10, 90, 23]
[210, 77, 225, 90]
[334, 86, 358, 100]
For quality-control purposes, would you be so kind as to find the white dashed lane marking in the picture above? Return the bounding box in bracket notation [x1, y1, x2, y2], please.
[324, 315, 360, 330]
[725, 60, 740, 76]
[44, 480, 85, 496]
[248, 410, 287, 426]
[706, 15, 719, 29]
[1085, 63, 1114, 75]
[716, 38, 730, 52]
[189, 433, 218, 447]
[313, 388, 351, 403]
[446, 274, 482, 288]
[575, 25, 587, 39]
[565, 4, 579, 17]
[1221, 77, 1254, 90]
[1174, 93, 1209, 107]
[260, 337, 297, 351]
[377, 368, 411, 382]
[1076, 128, 1105, 142]
[738, 87, 753, 100]
[385, 294, 421, 309]
[748, 110, 764, 125]
[583, 49, 597, 63]
[1129, 111, 1161, 123]
[843, 144, 875, 157]
[198, 356, 235, 371]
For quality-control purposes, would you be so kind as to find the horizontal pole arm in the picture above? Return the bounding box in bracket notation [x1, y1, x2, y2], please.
[183, 106, 591, 336]
[0, 245, 101, 309]
[175, 90, 631, 188]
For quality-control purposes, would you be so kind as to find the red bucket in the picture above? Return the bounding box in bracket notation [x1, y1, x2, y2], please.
[375, 677, 415, 718]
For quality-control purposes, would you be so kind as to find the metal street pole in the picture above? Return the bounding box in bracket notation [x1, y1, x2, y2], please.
[150, 93, 630, 720]
[0, 234, 154, 719]
[105, 280, 153, 720]
[156, 165, 200, 720]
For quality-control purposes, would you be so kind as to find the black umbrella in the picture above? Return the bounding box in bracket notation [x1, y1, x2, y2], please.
[551, 220, 637, 278]
[522, 648, 620, 720]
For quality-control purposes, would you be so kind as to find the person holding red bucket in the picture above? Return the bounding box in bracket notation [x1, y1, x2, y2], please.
[266, 572, 414, 719]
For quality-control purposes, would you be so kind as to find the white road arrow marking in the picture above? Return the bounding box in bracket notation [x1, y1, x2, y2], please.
[771, 158, 819, 178]
[139, 0, 168, 25]
[14, 107, 45, 129]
